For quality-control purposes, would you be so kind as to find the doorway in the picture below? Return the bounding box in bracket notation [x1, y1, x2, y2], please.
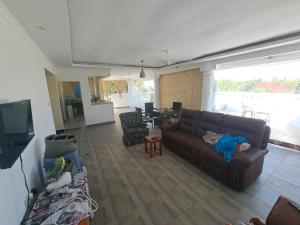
[59, 81, 85, 130]
[45, 70, 64, 131]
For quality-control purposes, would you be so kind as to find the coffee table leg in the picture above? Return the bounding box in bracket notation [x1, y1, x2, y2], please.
[159, 140, 162, 155]
[145, 140, 147, 153]
[154, 142, 156, 153]
[150, 143, 153, 158]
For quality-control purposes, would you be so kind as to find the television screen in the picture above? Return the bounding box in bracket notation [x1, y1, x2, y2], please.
[0, 100, 35, 169]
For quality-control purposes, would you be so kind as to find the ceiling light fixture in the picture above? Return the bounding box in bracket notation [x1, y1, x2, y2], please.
[139, 60, 146, 78]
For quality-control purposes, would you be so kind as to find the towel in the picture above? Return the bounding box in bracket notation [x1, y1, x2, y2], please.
[215, 134, 249, 163]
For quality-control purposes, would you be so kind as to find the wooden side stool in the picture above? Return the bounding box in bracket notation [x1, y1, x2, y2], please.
[145, 135, 162, 158]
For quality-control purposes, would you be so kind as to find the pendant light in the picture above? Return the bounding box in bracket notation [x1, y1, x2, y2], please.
[140, 60, 146, 78]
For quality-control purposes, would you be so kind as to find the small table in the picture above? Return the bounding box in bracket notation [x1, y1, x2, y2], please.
[145, 135, 162, 158]
[143, 116, 156, 129]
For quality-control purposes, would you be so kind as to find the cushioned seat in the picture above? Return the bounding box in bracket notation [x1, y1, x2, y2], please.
[201, 147, 229, 181]
[164, 129, 206, 160]
[179, 134, 210, 162]
[163, 129, 183, 153]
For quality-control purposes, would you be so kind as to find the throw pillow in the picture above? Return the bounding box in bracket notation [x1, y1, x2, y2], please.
[203, 131, 223, 145]
[236, 143, 251, 153]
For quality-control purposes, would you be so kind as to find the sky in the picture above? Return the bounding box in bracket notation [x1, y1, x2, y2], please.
[214, 59, 300, 81]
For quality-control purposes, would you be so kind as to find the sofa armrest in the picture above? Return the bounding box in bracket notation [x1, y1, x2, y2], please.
[232, 147, 269, 168]
[160, 122, 178, 133]
[261, 125, 271, 149]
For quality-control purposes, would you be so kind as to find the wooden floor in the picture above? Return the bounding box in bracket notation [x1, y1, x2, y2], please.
[68, 113, 300, 225]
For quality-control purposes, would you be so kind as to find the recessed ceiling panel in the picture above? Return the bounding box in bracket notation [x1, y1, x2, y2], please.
[68, 0, 300, 67]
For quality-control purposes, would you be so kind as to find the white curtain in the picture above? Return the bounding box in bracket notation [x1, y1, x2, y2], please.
[153, 76, 160, 108]
[201, 71, 215, 111]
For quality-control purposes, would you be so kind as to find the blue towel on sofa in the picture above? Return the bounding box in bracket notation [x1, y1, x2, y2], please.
[215, 134, 249, 163]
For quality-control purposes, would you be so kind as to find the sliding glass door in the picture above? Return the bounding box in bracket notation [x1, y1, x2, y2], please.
[214, 60, 300, 145]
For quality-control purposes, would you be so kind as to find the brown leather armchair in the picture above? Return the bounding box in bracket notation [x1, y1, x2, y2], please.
[250, 196, 300, 225]
[226, 196, 300, 225]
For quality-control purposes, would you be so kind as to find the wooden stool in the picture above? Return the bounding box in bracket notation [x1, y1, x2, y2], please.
[145, 135, 162, 158]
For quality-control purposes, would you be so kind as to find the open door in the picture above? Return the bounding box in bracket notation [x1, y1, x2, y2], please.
[60, 81, 86, 130]
[45, 70, 64, 131]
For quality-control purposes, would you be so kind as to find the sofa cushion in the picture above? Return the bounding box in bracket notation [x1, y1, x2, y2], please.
[178, 120, 195, 134]
[195, 127, 206, 138]
[201, 148, 229, 181]
[163, 129, 183, 144]
[261, 125, 271, 149]
[180, 133, 210, 152]
[161, 122, 178, 133]
[178, 108, 201, 134]
[163, 129, 193, 155]
[221, 114, 266, 148]
[197, 111, 224, 133]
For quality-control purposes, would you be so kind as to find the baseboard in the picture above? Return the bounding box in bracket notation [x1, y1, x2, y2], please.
[269, 139, 300, 151]
[86, 121, 115, 128]
[114, 106, 130, 109]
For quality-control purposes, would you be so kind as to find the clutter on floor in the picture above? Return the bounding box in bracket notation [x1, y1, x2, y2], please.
[22, 133, 98, 225]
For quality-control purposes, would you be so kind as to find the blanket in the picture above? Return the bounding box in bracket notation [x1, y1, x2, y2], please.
[215, 134, 249, 163]
[203, 131, 224, 145]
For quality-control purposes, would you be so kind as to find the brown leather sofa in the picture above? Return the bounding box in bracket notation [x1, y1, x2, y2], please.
[161, 108, 271, 191]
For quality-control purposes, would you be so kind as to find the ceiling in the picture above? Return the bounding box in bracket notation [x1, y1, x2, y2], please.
[3, 0, 300, 69]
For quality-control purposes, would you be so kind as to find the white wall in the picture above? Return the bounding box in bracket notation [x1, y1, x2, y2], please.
[54, 67, 115, 125]
[0, 3, 56, 225]
[110, 93, 131, 108]
[45, 72, 64, 130]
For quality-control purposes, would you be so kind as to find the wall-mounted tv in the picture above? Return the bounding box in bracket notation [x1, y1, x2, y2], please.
[0, 99, 35, 169]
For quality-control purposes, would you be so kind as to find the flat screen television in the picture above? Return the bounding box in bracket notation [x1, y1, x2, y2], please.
[0, 99, 34, 169]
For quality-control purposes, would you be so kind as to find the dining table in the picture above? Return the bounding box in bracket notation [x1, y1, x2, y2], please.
[153, 108, 175, 117]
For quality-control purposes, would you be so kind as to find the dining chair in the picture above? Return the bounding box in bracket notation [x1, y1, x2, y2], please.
[136, 106, 155, 129]
[168, 101, 182, 121]
[172, 102, 182, 113]
[144, 102, 154, 115]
